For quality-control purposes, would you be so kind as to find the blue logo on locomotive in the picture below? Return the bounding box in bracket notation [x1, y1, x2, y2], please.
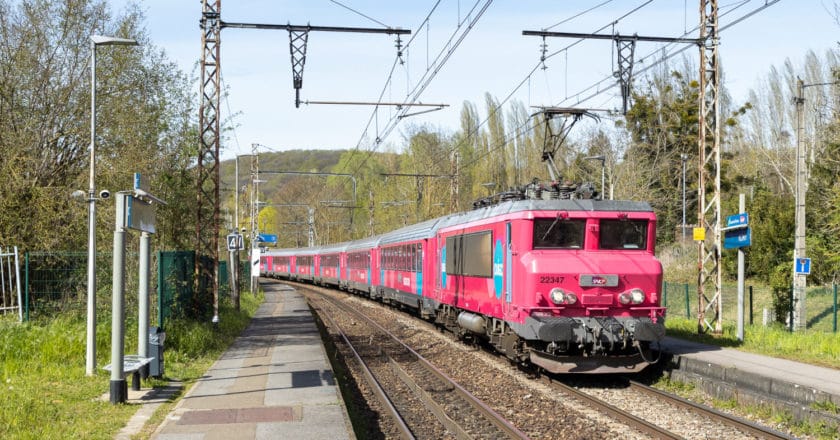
[493, 239, 503, 299]
[441, 246, 447, 288]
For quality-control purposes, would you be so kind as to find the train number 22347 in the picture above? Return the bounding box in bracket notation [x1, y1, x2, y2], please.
[539, 275, 563, 284]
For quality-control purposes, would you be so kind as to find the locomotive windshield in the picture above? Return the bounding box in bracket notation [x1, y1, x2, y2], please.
[599, 219, 648, 250]
[533, 218, 585, 249]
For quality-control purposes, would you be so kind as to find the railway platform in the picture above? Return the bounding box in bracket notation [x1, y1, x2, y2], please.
[150, 280, 355, 440]
[660, 336, 840, 426]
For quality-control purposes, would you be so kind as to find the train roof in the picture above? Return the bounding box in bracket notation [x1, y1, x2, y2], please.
[375, 198, 653, 244]
[263, 198, 654, 254]
[379, 217, 443, 245]
[444, 198, 653, 225]
[317, 242, 350, 255]
[345, 234, 382, 251]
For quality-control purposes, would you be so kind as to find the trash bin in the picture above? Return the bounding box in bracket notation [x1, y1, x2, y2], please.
[148, 326, 166, 378]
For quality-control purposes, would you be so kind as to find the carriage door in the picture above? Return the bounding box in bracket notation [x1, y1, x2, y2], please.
[505, 222, 512, 303]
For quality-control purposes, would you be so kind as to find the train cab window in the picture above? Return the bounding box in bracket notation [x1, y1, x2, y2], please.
[599, 219, 648, 250]
[533, 218, 585, 249]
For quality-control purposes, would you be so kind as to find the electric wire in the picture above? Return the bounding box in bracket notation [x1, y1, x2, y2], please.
[331, 0, 444, 178]
[335, 0, 486, 179]
[454, 0, 780, 175]
[286, 1, 779, 243]
[543, 0, 617, 31]
[328, 0, 391, 29]
[220, 73, 242, 158]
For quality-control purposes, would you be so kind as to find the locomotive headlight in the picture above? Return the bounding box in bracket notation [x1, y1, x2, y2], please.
[564, 292, 578, 305]
[549, 288, 566, 305]
[618, 292, 631, 305]
[630, 288, 645, 304]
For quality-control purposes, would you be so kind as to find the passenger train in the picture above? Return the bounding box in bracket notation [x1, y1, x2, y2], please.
[260, 180, 666, 373]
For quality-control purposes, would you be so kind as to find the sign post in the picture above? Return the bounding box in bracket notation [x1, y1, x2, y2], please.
[226, 233, 243, 310]
[722, 198, 750, 341]
[108, 174, 166, 404]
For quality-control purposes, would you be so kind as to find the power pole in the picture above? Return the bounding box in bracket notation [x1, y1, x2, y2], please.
[450, 151, 460, 212]
[196, 1, 410, 309]
[369, 189, 375, 236]
[198, 0, 222, 320]
[696, 0, 723, 334]
[249, 146, 260, 295]
[523, 3, 723, 334]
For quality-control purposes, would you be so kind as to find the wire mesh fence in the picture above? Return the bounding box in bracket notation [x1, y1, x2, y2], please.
[22, 251, 243, 328]
[663, 281, 839, 332]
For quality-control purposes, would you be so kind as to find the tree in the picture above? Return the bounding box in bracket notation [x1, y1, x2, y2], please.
[0, 0, 198, 252]
[621, 62, 700, 245]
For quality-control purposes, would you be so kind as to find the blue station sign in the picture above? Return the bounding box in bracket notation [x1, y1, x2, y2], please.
[257, 233, 278, 244]
[723, 227, 751, 249]
[725, 212, 749, 229]
[723, 212, 750, 249]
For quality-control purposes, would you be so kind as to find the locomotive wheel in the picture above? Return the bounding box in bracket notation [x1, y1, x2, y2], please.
[501, 329, 525, 361]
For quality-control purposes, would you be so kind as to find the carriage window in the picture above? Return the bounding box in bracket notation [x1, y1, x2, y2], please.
[599, 220, 648, 250]
[415, 243, 422, 271]
[533, 219, 585, 249]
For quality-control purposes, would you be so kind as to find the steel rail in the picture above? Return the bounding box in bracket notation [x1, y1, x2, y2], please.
[315, 304, 416, 440]
[545, 378, 683, 440]
[628, 380, 794, 440]
[310, 286, 530, 439]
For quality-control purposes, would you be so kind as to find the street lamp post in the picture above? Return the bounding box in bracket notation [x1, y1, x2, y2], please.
[86, 35, 138, 377]
[791, 77, 838, 331]
[584, 155, 606, 200]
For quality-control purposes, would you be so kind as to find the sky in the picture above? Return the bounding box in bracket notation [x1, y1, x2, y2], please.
[110, 1, 838, 161]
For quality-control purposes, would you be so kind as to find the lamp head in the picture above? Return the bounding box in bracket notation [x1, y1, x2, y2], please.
[91, 35, 138, 46]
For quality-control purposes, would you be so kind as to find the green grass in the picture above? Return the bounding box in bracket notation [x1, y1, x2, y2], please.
[0, 291, 262, 440]
[665, 316, 840, 369]
[663, 281, 840, 333]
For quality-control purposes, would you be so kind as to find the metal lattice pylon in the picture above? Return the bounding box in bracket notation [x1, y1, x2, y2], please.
[696, 0, 722, 334]
[615, 37, 637, 114]
[289, 29, 309, 108]
[198, 0, 221, 317]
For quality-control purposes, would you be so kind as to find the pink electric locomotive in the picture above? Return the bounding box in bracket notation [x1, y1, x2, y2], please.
[261, 183, 665, 373]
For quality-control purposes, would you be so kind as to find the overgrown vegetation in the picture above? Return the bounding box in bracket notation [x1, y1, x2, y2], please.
[0, 292, 261, 439]
[665, 317, 840, 369]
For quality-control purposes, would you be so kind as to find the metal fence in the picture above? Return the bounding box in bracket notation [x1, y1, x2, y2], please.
[0, 246, 22, 320]
[663, 281, 839, 332]
[22, 250, 244, 328]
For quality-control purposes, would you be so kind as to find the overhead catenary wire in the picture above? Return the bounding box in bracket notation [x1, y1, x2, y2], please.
[337, 0, 649, 200]
[328, 0, 391, 29]
[335, 0, 488, 178]
[299, 0, 780, 242]
[453, 0, 781, 176]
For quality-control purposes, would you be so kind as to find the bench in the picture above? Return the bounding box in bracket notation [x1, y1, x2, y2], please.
[103, 355, 154, 390]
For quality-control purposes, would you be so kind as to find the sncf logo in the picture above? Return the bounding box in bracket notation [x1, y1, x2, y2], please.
[591, 276, 607, 285]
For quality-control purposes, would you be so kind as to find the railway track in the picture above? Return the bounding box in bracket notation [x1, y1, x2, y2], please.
[305, 285, 530, 439]
[291, 281, 798, 439]
[625, 380, 794, 440]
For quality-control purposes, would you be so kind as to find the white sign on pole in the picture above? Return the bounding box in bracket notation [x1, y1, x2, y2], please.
[251, 247, 260, 270]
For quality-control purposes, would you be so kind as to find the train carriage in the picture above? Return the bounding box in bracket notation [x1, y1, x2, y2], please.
[377, 218, 440, 315]
[294, 248, 317, 282]
[315, 243, 348, 288]
[345, 235, 381, 297]
[262, 248, 296, 279]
